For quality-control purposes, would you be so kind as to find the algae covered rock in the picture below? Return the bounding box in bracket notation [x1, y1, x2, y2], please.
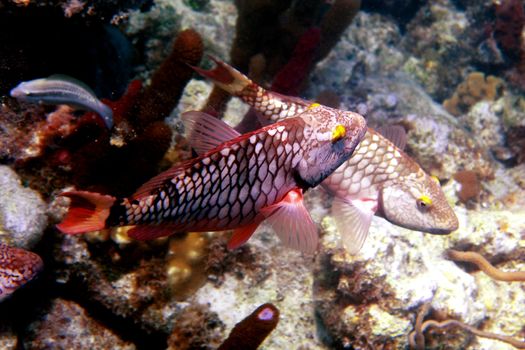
[24, 298, 135, 350]
[0, 166, 47, 249]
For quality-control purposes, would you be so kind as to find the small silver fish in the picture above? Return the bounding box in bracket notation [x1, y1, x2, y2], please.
[0, 243, 43, 302]
[194, 57, 459, 254]
[10, 75, 113, 129]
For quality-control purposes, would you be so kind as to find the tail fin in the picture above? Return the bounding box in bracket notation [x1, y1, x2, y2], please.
[56, 191, 116, 234]
[191, 56, 252, 96]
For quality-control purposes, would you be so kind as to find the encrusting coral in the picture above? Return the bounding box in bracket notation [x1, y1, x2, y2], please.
[443, 72, 503, 116]
[453, 170, 481, 203]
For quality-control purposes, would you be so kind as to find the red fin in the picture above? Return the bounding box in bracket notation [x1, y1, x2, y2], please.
[227, 219, 263, 250]
[191, 56, 252, 95]
[191, 56, 236, 85]
[57, 191, 116, 234]
[132, 165, 187, 200]
[260, 188, 318, 253]
[127, 224, 180, 240]
[181, 111, 240, 155]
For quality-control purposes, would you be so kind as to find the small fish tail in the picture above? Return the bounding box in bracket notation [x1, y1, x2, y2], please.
[191, 56, 251, 96]
[56, 191, 116, 234]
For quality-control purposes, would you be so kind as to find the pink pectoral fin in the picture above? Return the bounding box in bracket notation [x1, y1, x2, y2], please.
[261, 189, 319, 253]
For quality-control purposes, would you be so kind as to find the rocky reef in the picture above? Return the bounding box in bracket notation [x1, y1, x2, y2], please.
[0, 0, 525, 349]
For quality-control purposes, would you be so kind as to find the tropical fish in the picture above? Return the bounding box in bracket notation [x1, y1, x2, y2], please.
[57, 108, 367, 253]
[194, 57, 459, 254]
[0, 243, 43, 302]
[10, 75, 113, 129]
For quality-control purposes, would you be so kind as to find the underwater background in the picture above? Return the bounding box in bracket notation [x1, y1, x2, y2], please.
[1, 0, 525, 349]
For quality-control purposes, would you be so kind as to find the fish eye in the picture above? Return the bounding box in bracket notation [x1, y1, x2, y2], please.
[417, 195, 432, 210]
[331, 124, 346, 143]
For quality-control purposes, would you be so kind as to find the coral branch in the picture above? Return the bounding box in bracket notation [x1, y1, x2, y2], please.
[447, 249, 525, 282]
[134, 28, 203, 127]
[218, 303, 279, 350]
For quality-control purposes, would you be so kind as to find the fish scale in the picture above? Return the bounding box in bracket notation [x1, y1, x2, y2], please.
[322, 129, 421, 199]
[194, 57, 459, 254]
[111, 120, 305, 231]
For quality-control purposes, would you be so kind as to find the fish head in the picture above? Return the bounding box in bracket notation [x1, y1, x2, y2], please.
[9, 79, 48, 101]
[296, 106, 367, 187]
[10, 81, 33, 99]
[379, 173, 459, 234]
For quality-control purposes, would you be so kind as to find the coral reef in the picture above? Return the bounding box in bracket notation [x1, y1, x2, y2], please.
[202, 0, 361, 116]
[132, 28, 203, 128]
[167, 304, 224, 349]
[443, 72, 503, 116]
[24, 298, 135, 350]
[8, 28, 202, 198]
[0, 166, 47, 249]
[453, 170, 481, 203]
[1, 0, 525, 349]
[401, 0, 471, 101]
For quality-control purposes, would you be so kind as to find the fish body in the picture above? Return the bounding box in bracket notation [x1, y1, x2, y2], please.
[58, 108, 366, 253]
[0, 243, 43, 302]
[195, 58, 459, 254]
[10, 75, 113, 128]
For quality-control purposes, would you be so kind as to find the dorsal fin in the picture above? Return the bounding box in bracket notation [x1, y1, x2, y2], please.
[376, 125, 407, 150]
[48, 74, 97, 97]
[132, 164, 188, 199]
[181, 111, 241, 155]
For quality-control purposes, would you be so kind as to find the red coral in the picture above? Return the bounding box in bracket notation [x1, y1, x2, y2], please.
[493, 0, 525, 61]
[271, 27, 321, 95]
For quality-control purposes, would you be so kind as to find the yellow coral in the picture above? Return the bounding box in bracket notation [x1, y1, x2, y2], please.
[166, 232, 211, 300]
[443, 72, 503, 116]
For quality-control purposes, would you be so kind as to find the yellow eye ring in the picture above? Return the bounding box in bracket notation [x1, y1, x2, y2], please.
[308, 102, 321, 110]
[417, 195, 432, 209]
[331, 124, 346, 143]
[431, 175, 440, 184]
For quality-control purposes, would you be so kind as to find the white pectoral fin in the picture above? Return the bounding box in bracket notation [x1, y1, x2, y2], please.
[261, 193, 319, 254]
[332, 197, 377, 255]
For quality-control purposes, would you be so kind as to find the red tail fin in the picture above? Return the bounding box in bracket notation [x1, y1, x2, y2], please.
[190, 56, 251, 95]
[56, 191, 116, 234]
[191, 56, 235, 85]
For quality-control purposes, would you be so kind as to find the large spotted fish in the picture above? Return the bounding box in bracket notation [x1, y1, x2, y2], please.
[194, 57, 459, 254]
[0, 243, 43, 302]
[57, 107, 366, 253]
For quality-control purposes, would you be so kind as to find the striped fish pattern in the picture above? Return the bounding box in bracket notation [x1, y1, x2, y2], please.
[58, 106, 367, 253]
[194, 57, 459, 254]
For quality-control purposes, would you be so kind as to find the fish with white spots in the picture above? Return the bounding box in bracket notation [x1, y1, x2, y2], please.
[194, 57, 459, 254]
[57, 107, 367, 253]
